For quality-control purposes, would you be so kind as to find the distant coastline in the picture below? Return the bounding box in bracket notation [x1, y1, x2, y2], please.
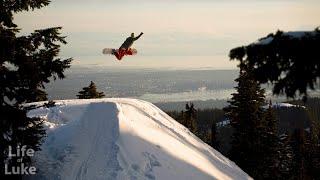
[45, 67, 320, 111]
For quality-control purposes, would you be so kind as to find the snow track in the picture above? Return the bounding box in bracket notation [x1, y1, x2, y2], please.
[27, 98, 251, 180]
[72, 103, 121, 180]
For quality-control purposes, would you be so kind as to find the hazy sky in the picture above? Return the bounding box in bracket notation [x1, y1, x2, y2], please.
[15, 0, 320, 69]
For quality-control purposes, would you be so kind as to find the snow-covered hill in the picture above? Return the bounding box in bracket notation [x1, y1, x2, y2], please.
[27, 98, 251, 180]
[255, 30, 317, 45]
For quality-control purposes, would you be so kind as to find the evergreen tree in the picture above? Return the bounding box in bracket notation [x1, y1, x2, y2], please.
[278, 133, 294, 179]
[290, 127, 320, 179]
[264, 101, 278, 133]
[305, 108, 320, 179]
[308, 138, 320, 179]
[77, 81, 105, 99]
[185, 103, 198, 134]
[0, 0, 71, 178]
[259, 101, 281, 179]
[178, 110, 185, 126]
[211, 119, 219, 149]
[290, 129, 309, 179]
[229, 27, 320, 99]
[224, 63, 266, 178]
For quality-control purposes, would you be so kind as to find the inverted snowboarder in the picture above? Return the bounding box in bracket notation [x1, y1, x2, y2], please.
[103, 32, 143, 60]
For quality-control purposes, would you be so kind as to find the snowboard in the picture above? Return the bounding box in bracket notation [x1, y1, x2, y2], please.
[102, 48, 137, 55]
[102, 48, 137, 60]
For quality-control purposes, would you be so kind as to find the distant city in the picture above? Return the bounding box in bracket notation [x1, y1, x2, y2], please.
[45, 66, 320, 111]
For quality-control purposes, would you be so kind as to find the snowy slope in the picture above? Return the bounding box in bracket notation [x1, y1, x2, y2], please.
[27, 98, 251, 180]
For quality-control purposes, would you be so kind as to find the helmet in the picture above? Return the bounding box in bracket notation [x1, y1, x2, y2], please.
[131, 33, 134, 38]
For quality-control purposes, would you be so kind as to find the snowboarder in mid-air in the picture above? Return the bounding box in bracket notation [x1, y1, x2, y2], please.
[103, 32, 143, 60]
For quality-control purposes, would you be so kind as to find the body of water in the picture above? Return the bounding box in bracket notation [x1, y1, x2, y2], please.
[46, 66, 238, 103]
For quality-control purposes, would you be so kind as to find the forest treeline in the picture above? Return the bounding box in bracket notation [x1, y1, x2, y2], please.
[167, 98, 320, 180]
[166, 98, 320, 143]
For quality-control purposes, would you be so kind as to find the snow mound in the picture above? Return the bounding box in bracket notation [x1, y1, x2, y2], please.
[272, 102, 304, 108]
[263, 102, 305, 109]
[255, 30, 317, 45]
[27, 98, 251, 180]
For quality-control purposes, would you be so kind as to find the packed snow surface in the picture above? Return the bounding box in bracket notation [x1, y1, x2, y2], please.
[27, 98, 251, 180]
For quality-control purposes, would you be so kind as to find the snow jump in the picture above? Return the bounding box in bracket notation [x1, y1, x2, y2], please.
[103, 32, 143, 61]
